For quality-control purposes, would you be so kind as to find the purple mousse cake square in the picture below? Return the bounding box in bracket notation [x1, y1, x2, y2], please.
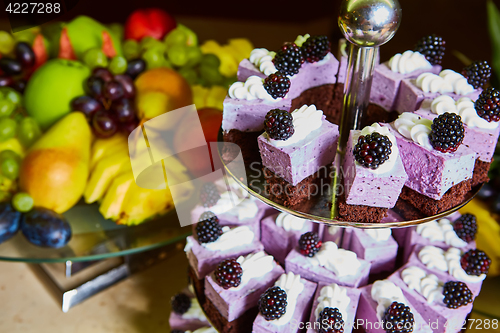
[260, 212, 316, 264]
[169, 290, 210, 331]
[284, 242, 371, 288]
[258, 105, 339, 186]
[388, 264, 474, 333]
[384, 118, 476, 200]
[343, 126, 408, 208]
[357, 281, 432, 333]
[252, 272, 317, 333]
[348, 229, 398, 275]
[305, 282, 361, 333]
[204, 251, 285, 322]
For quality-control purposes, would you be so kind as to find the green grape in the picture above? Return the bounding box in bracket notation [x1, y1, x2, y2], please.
[200, 53, 221, 69]
[140, 37, 165, 53]
[0, 150, 21, 163]
[12, 29, 35, 44]
[1, 158, 19, 180]
[109, 56, 128, 75]
[123, 39, 140, 60]
[0, 99, 15, 118]
[0, 118, 17, 142]
[162, 57, 173, 68]
[12, 192, 34, 212]
[0, 31, 15, 54]
[199, 64, 223, 85]
[142, 48, 164, 69]
[17, 117, 41, 148]
[0, 87, 22, 106]
[178, 67, 198, 85]
[184, 46, 203, 68]
[83, 48, 108, 69]
[164, 29, 188, 47]
[167, 44, 188, 67]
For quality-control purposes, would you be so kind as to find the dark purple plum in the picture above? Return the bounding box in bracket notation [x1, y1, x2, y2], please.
[114, 74, 136, 99]
[92, 67, 114, 82]
[15, 42, 35, 69]
[21, 207, 71, 248]
[112, 98, 136, 123]
[71, 96, 102, 120]
[93, 109, 118, 138]
[103, 80, 124, 101]
[125, 59, 146, 79]
[0, 203, 21, 244]
[0, 58, 22, 75]
[86, 76, 105, 99]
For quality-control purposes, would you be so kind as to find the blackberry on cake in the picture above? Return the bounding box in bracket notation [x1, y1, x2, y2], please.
[272, 42, 305, 76]
[318, 307, 345, 333]
[258, 286, 287, 320]
[263, 72, 291, 99]
[428, 112, 465, 153]
[214, 258, 243, 289]
[171, 293, 191, 315]
[298, 231, 322, 257]
[301, 35, 331, 63]
[462, 60, 491, 89]
[196, 213, 223, 243]
[382, 301, 415, 333]
[353, 132, 392, 169]
[199, 182, 220, 207]
[264, 109, 294, 140]
[474, 87, 500, 122]
[460, 249, 491, 276]
[453, 213, 477, 243]
[413, 34, 446, 65]
[442, 281, 473, 309]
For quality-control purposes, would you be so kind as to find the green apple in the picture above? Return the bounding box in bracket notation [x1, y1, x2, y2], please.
[24, 59, 91, 130]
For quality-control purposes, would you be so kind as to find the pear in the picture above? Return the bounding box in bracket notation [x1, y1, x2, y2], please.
[19, 112, 91, 213]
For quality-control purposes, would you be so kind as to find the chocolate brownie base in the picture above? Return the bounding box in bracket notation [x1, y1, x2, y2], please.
[188, 266, 205, 305]
[291, 83, 340, 125]
[393, 197, 426, 221]
[399, 180, 472, 216]
[471, 158, 491, 187]
[202, 292, 257, 333]
[361, 103, 399, 128]
[337, 193, 388, 223]
[222, 130, 262, 166]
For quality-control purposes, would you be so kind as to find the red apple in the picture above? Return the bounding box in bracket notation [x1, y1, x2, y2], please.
[124, 8, 176, 41]
[174, 107, 222, 177]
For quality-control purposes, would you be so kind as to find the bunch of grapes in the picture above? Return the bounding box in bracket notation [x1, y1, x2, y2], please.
[0, 31, 36, 93]
[81, 47, 147, 80]
[71, 67, 139, 138]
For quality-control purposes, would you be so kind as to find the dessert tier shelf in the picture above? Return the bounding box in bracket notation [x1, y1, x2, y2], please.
[218, 128, 482, 228]
[0, 201, 190, 263]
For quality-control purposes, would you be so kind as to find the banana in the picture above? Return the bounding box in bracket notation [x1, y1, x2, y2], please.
[227, 38, 254, 63]
[90, 134, 128, 170]
[99, 170, 134, 220]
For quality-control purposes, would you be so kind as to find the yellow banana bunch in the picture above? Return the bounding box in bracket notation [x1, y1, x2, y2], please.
[200, 38, 253, 78]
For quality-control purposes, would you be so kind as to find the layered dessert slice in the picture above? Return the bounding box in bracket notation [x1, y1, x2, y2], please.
[386, 112, 476, 216]
[356, 280, 432, 333]
[407, 244, 490, 297]
[257, 105, 339, 206]
[388, 265, 475, 333]
[394, 69, 482, 113]
[203, 252, 285, 333]
[284, 233, 370, 288]
[347, 228, 398, 275]
[339, 123, 408, 222]
[260, 212, 316, 264]
[305, 282, 360, 333]
[169, 289, 210, 332]
[252, 272, 317, 333]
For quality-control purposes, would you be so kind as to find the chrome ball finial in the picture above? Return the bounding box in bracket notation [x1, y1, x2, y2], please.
[338, 0, 402, 47]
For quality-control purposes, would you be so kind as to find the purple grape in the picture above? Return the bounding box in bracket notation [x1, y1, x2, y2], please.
[114, 74, 136, 99]
[71, 96, 102, 120]
[125, 59, 146, 79]
[92, 67, 114, 82]
[0, 76, 13, 87]
[15, 42, 35, 69]
[86, 77, 105, 99]
[121, 118, 140, 135]
[11, 79, 26, 93]
[0, 58, 22, 75]
[103, 80, 124, 101]
[92, 110, 118, 138]
[112, 98, 136, 123]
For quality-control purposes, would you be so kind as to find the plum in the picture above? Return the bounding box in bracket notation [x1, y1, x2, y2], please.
[21, 207, 71, 248]
[0, 202, 21, 244]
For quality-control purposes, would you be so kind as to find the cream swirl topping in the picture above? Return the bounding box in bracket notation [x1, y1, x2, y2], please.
[430, 95, 499, 129]
[439, 70, 475, 95]
[182, 297, 207, 320]
[203, 226, 254, 251]
[273, 272, 305, 326]
[388, 50, 432, 74]
[249, 48, 277, 76]
[208, 190, 259, 221]
[314, 283, 351, 320]
[235, 251, 275, 287]
[416, 218, 468, 248]
[418, 245, 448, 272]
[394, 113, 433, 149]
[401, 266, 444, 304]
[371, 280, 408, 320]
[268, 104, 323, 147]
[309, 241, 362, 277]
[357, 123, 399, 174]
[416, 72, 453, 94]
[365, 228, 392, 242]
[275, 212, 308, 232]
[445, 247, 487, 283]
[228, 76, 275, 101]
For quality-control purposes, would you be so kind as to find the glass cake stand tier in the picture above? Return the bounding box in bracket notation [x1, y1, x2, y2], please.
[218, 128, 481, 228]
